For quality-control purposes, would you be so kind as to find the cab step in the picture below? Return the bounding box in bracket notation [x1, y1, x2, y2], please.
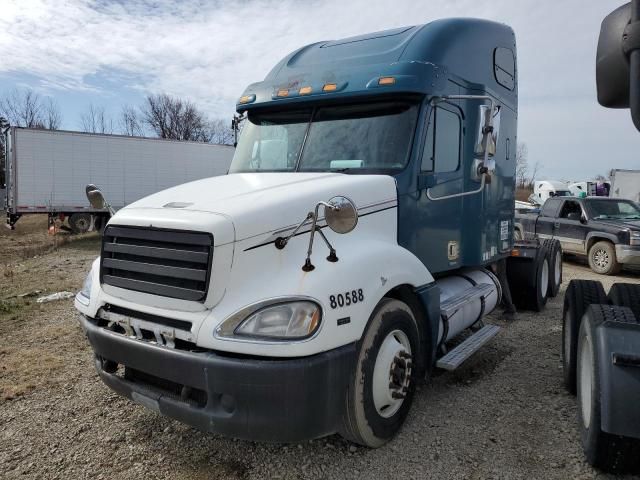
[436, 324, 501, 371]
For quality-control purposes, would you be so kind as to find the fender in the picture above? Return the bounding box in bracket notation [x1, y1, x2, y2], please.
[586, 231, 619, 248]
[595, 319, 640, 438]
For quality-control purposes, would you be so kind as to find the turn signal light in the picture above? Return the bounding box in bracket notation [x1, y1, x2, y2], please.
[378, 76, 396, 85]
[299, 86, 313, 95]
[323, 83, 338, 92]
[238, 94, 255, 104]
[277, 89, 289, 97]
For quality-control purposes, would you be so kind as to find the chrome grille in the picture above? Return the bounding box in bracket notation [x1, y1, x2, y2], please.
[100, 226, 213, 302]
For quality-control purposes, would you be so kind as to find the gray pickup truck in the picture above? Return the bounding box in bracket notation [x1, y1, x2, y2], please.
[515, 196, 640, 274]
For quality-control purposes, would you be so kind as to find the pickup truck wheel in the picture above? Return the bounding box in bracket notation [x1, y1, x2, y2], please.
[69, 213, 92, 234]
[562, 280, 607, 395]
[588, 241, 621, 275]
[577, 305, 640, 472]
[340, 298, 419, 447]
[608, 283, 640, 319]
[543, 239, 562, 297]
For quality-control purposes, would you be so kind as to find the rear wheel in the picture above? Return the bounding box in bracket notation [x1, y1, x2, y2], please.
[588, 241, 621, 275]
[577, 304, 640, 472]
[562, 280, 607, 395]
[543, 239, 562, 297]
[509, 247, 549, 312]
[68, 213, 92, 234]
[608, 283, 640, 319]
[340, 298, 420, 447]
[514, 228, 523, 241]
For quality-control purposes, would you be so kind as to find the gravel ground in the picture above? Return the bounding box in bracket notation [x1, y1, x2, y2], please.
[1, 237, 639, 480]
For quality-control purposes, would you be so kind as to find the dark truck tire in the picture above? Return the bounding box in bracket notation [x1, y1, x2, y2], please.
[562, 280, 607, 395]
[577, 304, 640, 473]
[507, 246, 549, 312]
[543, 239, 562, 298]
[68, 213, 92, 234]
[608, 283, 640, 320]
[588, 241, 621, 276]
[340, 298, 420, 447]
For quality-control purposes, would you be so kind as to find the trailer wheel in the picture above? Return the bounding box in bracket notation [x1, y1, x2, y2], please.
[69, 213, 92, 234]
[509, 247, 549, 312]
[514, 228, 523, 241]
[577, 304, 640, 472]
[588, 241, 621, 275]
[340, 298, 420, 447]
[543, 239, 562, 298]
[608, 283, 640, 320]
[562, 280, 607, 395]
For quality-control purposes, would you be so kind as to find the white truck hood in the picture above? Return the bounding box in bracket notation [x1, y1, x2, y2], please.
[118, 172, 398, 242]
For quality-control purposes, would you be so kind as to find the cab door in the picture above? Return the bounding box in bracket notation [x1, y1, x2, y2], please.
[554, 199, 589, 253]
[413, 102, 465, 273]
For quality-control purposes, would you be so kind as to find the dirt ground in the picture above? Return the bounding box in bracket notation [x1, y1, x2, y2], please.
[1, 220, 639, 480]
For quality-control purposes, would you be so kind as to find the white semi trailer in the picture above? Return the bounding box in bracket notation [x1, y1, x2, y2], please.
[1, 127, 234, 232]
[609, 169, 640, 203]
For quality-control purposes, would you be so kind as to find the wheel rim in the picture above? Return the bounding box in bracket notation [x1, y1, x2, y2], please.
[593, 248, 609, 269]
[554, 251, 561, 286]
[563, 311, 571, 367]
[372, 329, 412, 418]
[540, 259, 549, 298]
[579, 333, 594, 429]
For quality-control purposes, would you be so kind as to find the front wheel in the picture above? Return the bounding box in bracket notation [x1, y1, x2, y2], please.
[588, 241, 621, 275]
[340, 298, 421, 447]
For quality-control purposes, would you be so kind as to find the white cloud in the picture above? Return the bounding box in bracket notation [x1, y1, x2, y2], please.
[0, 0, 637, 178]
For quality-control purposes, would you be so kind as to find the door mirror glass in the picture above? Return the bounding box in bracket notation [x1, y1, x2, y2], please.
[474, 105, 501, 162]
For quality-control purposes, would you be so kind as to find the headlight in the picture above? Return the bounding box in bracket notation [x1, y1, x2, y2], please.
[233, 301, 321, 340]
[631, 231, 640, 246]
[76, 270, 93, 306]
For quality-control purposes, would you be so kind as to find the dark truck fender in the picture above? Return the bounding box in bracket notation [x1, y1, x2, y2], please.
[596, 318, 640, 439]
[586, 231, 619, 250]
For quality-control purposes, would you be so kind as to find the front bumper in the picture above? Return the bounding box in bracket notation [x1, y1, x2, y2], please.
[615, 244, 640, 265]
[79, 315, 356, 443]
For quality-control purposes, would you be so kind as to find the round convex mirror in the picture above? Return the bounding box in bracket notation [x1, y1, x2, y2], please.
[86, 184, 106, 210]
[325, 196, 358, 234]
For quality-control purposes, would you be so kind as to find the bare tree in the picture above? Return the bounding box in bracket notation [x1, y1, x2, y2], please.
[0, 88, 62, 129]
[209, 118, 235, 145]
[80, 104, 114, 134]
[119, 104, 143, 137]
[515, 142, 529, 188]
[141, 93, 212, 142]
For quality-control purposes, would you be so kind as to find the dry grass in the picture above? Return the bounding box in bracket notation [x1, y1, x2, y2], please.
[0, 346, 66, 401]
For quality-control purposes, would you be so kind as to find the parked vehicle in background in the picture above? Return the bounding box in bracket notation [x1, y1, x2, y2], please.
[1, 127, 234, 232]
[74, 18, 560, 448]
[529, 180, 572, 205]
[609, 169, 640, 203]
[515, 196, 640, 274]
[560, 1, 640, 473]
[568, 181, 611, 198]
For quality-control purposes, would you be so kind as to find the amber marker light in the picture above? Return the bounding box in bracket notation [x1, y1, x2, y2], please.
[299, 86, 313, 95]
[378, 76, 396, 85]
[322, 83, 338, 92]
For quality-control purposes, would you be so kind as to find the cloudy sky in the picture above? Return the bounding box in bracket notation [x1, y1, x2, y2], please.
[0, 0, 638, 180]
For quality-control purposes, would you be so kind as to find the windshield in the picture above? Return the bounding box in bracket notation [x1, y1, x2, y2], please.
[586, 199, 640, 220]
[229, 101, 419, 174]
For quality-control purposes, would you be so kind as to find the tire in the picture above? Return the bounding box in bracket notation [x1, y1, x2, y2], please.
[509, 247, 549, 312]
[608, 283, 640, 320]
[340, 298, 421, 447]
[588, 241, 621, 275]
[577, 304, 640, 472]
[562, 280, 607, 395]
[68, 213, 92, 234]
[543, 239, 562, 298]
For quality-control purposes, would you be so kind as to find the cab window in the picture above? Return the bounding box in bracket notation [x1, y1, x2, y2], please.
[558, 200, 582, 219]
[421, 106, 461, 173]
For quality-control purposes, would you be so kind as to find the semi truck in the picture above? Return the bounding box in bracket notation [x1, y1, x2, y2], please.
[560, 1, 640, 472]
[1, 127, 234, 232]
[74, 18, 559, 446]
[609, 169, 640, 203]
